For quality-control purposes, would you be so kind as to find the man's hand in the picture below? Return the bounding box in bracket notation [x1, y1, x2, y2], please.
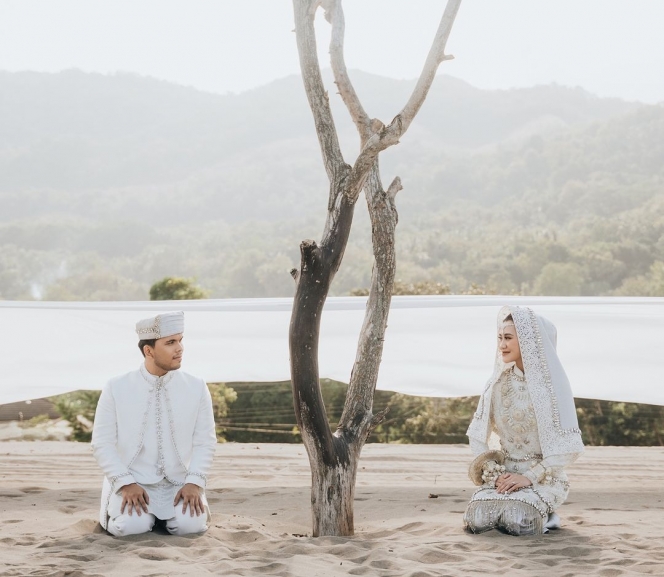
[495, 473, 532, 494]
[174, 483, 204, 517]
[120, 483, 149, 516]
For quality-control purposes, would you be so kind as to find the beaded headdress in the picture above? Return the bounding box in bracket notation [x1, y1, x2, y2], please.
[499, 320, 516, 331]
[135, 311, 184, 340]
[467, 306, 584, 459]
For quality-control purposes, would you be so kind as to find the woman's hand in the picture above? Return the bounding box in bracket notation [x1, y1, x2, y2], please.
[495, 473, 532, 494]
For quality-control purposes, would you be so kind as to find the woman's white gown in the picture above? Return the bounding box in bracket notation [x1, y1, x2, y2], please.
[464, 367, 576, 535]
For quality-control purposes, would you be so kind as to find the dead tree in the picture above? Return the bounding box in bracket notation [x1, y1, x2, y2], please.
[289, 0, 462, 537]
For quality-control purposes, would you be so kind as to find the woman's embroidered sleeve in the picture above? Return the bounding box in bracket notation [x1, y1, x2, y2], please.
[524, 452, 581, 485]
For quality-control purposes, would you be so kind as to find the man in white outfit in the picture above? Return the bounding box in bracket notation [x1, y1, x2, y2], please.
[91, 311, 217, 536]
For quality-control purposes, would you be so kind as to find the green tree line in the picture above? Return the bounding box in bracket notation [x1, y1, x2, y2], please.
[49, 382, 664, 446]
[1, 85, 662, 301]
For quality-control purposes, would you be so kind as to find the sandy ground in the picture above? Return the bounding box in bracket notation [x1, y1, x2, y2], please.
[1, 442, 663, 577]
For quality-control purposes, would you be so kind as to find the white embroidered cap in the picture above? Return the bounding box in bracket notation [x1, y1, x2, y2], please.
[135, 311, 184, 340]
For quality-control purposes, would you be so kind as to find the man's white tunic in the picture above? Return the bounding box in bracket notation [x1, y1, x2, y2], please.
[91, 365, 217, 530]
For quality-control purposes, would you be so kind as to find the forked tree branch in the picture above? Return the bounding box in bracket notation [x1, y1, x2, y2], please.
[329, 0, 460, 439]
[386, 176, 403, 201]
[341, 0, 462, 204]
[398, 0, 461, 134]
[293, 0, 346, 182]
[339, 160, 399, 438]
[322, 0, 372, 142]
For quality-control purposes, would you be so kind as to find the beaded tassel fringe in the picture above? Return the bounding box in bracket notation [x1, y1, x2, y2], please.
[464, 500, 544, 536]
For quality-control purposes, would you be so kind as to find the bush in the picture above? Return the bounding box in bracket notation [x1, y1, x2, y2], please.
[149, 277, 209, 300]
[51, 390, 101, 442]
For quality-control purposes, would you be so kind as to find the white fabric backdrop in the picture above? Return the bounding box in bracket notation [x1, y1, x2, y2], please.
[1, 296, 662, 405]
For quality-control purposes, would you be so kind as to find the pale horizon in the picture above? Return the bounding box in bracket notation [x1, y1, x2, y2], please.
[1, 0, 663, 104]
[4, 66, 647, 104]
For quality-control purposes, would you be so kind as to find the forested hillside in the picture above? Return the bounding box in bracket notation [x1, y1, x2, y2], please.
[0, 70, 661, 300]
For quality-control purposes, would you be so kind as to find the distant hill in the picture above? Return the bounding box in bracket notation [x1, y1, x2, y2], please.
[0, 69, 636, 190]
[0, 70, 661, 301]
[400, 103, 664, 219]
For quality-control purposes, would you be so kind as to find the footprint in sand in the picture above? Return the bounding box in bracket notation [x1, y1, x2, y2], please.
[138, 551, 171, 561]
[59, 553, 100, 563]
[606, 557, 637, 568]
[20, 487, 47, 494]
[369, 558, 399, 570]
[347, 567, 372, 576]
[59, 519, 100, 535]
[14, 535, 40, 546]
[252, 561, 289, 575]
[0, 490, 23, 498]
[275, 543, 310, 557]
[347, 553, 371, 565]
[597, 569, 624, 577]
[409, 548, 465, 564]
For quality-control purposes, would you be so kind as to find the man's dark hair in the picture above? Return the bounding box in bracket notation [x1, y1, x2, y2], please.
[138, 339, 156, 357]
[505, 314, 514, 322]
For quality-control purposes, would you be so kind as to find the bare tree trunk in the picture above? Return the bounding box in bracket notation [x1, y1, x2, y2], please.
[290, 0, 462, 537]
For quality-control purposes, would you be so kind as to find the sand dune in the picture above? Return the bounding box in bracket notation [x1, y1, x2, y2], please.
[1, 442, 663, 576]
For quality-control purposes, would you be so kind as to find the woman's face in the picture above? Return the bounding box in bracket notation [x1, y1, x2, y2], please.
[498, 322, 521, 366]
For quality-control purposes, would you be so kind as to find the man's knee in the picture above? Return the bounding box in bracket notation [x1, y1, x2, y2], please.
[107, 512, 155, 537]
[166, 510, 208, 536]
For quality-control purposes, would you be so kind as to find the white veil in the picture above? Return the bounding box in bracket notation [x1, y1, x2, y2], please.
[467, 306, 584, 459]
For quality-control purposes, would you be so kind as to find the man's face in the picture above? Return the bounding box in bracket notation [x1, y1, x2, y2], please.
[148, 333, 184, 372]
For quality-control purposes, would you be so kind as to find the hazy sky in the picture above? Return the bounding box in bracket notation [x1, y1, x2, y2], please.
[1, 0, 663, 103]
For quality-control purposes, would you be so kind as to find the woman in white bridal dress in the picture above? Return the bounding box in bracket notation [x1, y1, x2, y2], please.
[464, 306, 584, 535]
